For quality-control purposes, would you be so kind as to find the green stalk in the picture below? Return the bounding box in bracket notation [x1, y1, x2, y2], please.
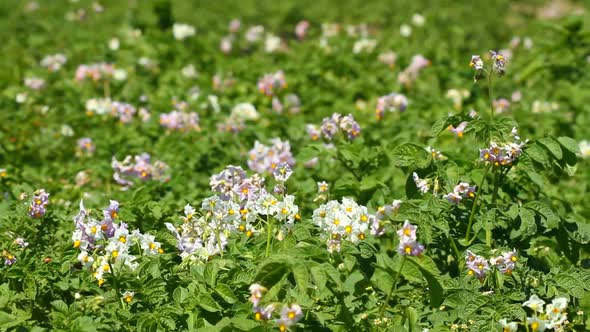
[487, 70, 494, 123]
[265, 214, 272, 258]
[464, 166, 490, 243]
[378, 255, 406, 319]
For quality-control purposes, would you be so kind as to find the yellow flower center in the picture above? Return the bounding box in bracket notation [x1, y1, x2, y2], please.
[345, 226, 352, 234]
[112, 250, 119, 258]
[405, 246, 412, 254]
[288, 311, 296, 319]
[246, 230, 253, 237]
[239, 225, 246, 232]
[281, 208, 288, 214]
[333, 219, 340, 226]
[358, 233, 366, 240]
[254, 312, 262, 321]
[73, 240, 81, 248]
[531, 322, 539, 331]
[124, 295, 133, 302]
[403, 228, 411, 236]
[149, 243, 156, 250]
[119, 236, 126, 243]
[360, 215, 368, 222]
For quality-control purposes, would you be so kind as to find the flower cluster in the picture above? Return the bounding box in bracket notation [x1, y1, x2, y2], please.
[352, 38, 377, 54]
[160, 102, 200, 132]
[465, 249, 518, 280]
[85, 98, 113, 116]
[167, 166, 300, 261]
[28, 189, 49, 218]
[271, 93, 301, 114]
[247, 139, 295, 174]
[470, 51, 506, 80]
[376, 93, 408, 119]
[378, 51, 397, 67]
[71, 200, 163, 286]
[111, 153, 170, 189]
[40, 53, 67, 72]
[295, 20, 310, 40]
[398, 54, 430, 86]
[75, 62, 115, 81]
[479, 141, 524, 167]
[412, 172, 430, 194]
[499, 295, 569, 331]
[307, 113, 361, 141]
[257, 71, 287, 97]
[397, 220, 425, 256]
[312, 198, 389, 252]
[443, 182, 476, 204]
[111, 101, 137, 123]
[248, 284, 303, 331]
[25, 77, 45, 90]
[173, 23, 196, 40]
[217, 103, 259, 133]
[76, 137, 95, 156]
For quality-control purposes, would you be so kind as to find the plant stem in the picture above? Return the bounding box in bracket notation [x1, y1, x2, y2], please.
[378, 255, 406, 319]
[265, 214, 272, 258]
[464, 166, 490, 243]
[108, 262, 125, 308]
[487, 71, 494, 123]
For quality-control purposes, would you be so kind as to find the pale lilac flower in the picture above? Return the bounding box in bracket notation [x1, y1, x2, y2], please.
[28, 189, 49, 218]
[257, 71, 287, 97]
[272, 163, 293, 182]
[77, 137, 95, 155]
[490, 50, 506, 76]
[376, 93, 408, 119]
[295, 20, 310, 39]
[398, 55, 430, 86]
[412, 172, 429, 194]
[24, 77, 45, 90]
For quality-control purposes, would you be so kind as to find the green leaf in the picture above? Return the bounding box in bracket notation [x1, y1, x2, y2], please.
[406, 257, 444, 307]
[291, 263, 309, 291]
[216, 283, 238, 304]
[391, 143, 430, 168]
[51, 300, 68, 313]
[198, 293, 221, 312]
[538, 137, 562, 160]
[525, 144, 548, 164]
[253, 259, 291, 289]
[173, 287, 188, 304]
[524, 201, 560, 230]
[557, 136, 580, 154]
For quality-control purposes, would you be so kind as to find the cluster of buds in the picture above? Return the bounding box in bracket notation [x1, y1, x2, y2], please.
[314, 181, 329, 202]
[443, 182, 476, 204]
[40, 53, 67, 72]
[24, 77, 45, 90]
[426, 146, 446, 161]
[75, 62, 115, 81]
[397, 220, 425, 256]
[28, 189, 49, 218]
[160, 101, 200, 132]
[398, 55, 430, 86]
[76, 137, 95, 156]
[247, 139, 295, 174]
[375, 92, 408, 120]
[312, 198, 391, 252]
[71, 200, 163, 286]
[465, 249, 517, 280]
[271, 94, 301, 114]
[307, 113, 361, 141]
[111, 153, 170, 189]
[257, 71, 287, 97]
[248, 284, 303, 331]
